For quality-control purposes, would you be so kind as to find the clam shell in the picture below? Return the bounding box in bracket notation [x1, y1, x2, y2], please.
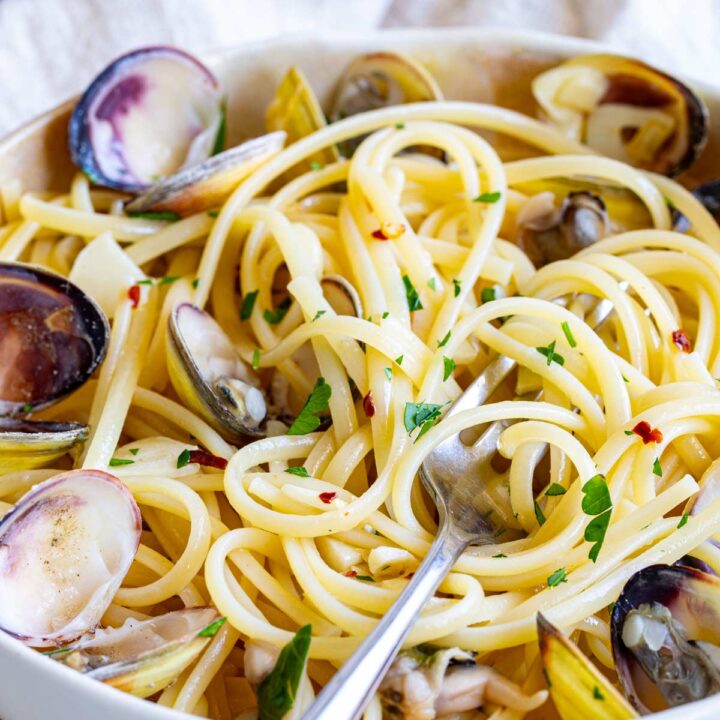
[0, 418, 88, 472]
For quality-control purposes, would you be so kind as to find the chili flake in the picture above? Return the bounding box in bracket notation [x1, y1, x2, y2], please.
[371, 222, 405, 240]
[319, 491, 337, 504]
[128, 285, 141, 308]
[363, 391, 376, 417]
[671, 329, 692, 353]
[344, 569, 358, 577]
[188, 450, 228, 470]
[632, 421, 663, 445]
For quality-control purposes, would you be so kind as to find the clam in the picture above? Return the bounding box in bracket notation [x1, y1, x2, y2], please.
[329, 51, 442, 156]
[692, 180, 720, 224]
[69, 46, 224, 192]
[320, 274, 363, 318]
[532, 53, 708, 176]
[52, 607, 222, 698]
[166, 303, 267, 442]
[0, 262, 109, 416]
[379, 644, 547, 718]
[266, 67, 338, 176]
[611, 563, 720, 713]
[124, 131, 286, 216]
[537, 613, 637, 720]
[0, 470, 141, 647]
[515, 191, 610, 267]
[0, 418, 88, 472]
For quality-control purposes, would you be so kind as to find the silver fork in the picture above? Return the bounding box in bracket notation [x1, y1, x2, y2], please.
[301, 296, 617, 720]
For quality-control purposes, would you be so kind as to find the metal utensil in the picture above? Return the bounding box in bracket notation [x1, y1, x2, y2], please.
[302, 296, 617, 720]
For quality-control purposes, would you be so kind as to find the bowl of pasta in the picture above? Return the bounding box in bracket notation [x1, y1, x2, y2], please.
[1, 25, 720, 720]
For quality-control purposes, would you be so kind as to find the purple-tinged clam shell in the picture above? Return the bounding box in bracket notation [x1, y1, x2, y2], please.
[53, 608, 221, 698]
[611, 564, 720, 714]
[0, 470, 141, 648]
[0, 262, 109, 417]
[69, 46, 223, 192]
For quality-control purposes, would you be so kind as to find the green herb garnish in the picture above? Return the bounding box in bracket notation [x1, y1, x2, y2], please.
[452, 278, 461, 297]
[285, 466, 311, 478]
[312, 310, 326, 321]
[287, 378, 332, 435]
[264, 297, 292, 325]
[109, 458, 134, 467]
[561, 321, 577, 348]
[534, 500, 546, 526]
[395, 355, 404, 366]
[547, 567, 568, 587]
[158, 275, 181, 285]
[402, 274, 423, 312]
[309, 161, 324, 171]
[593, 686, 605, 701]
[427, 277, 437, 291]
[356, 575, 375, 582]
[129, 448, 139, 456]
[481, 287, 496, 304]
[437, 330, 451, 349]
[384, 367, 392, 381]
[129, 210, 181, 222]
[240, 290, 259, 320]
[443, 356, 456, 381]
[653, 458, 662, 476]
[545, 483, 567, 496]
[257, 625, 312, 720]
[198, 616, 226, 638]
[177, 449, 192, 469]
[677, 513, 689, 528]
[581, 474, 612, 515]
[536, 340, 565, 366]
[404, 401, 444, 441]
[211, 96, 227, 156]
[252, 348, 261, 371]
[473, 191, 502, 204]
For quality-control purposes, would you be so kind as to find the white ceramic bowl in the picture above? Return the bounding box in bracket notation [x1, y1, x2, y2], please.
[1, 27, 719, 720]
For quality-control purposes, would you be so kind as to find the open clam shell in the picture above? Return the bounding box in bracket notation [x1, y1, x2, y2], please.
[532, 53, 708, 176]
[0, 262, 109, 417]
[69, 46, 224, 192]
[0, 418, 88, 472]
[611, 564, 720, 714]
[124, 131, 286, 216]
[0, 470, 141, 647]
[320, 274, 364, 318]
[54, 608, 221, 698]
[166, 303, 267, 442]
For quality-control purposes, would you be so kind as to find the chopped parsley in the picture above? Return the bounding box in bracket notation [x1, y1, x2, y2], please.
[129, 210, 181, 222]
[198, 616, 226, 638]
[437, 330, 451, 348]
[252, 348, 261, 370]
[158, 275, 181, 286]
[677, 513, 689, 528]
[404, 401, 444, 441]
[395, 122, 405, 129]
[427, 277, 437, 291]
[473, 191, 502, 204]
[561, 321, 577, 348]
[309, 161, 324, 171]
[545, 483, 567, 496]
[481, 287, 496, 304]
[536, 340, 565, 366]
[136, 279, 154, 285]
[257, 625, 312, 720]
[452, 278, 461, 297]
[287, 378, 332, 435]
[285, 466, 310, 478]
[402, 274, 423, 312]
[534, 500, 546, 526]
[211, 96, 227, 155]
[384, 367, 393, 381]
[312, 309, 326, 321]
[381, 311, 389, 319]
[547, 567, 568, 587]
[240, 290, 259, 320]
[21, 403, 32, 413]
[109, 458, 134, 467]
[443, 356, 456, 381]
[208, 210, 219, 217]
[593, 686, 605, 701]
[653, 458, 662, 477]
[177, 448, 192, 469]
[264, 297, 292, 324]
[492, 553, 507, 558]
[356, 575, 375, 582]
[129, 448, 139, 456]
[582, 473, 613, 563]
[395, 355, 404, 366]
[192, 278, 200, 289]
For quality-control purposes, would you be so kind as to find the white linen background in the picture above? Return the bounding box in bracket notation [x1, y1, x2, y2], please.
[0, 0, 719, 135]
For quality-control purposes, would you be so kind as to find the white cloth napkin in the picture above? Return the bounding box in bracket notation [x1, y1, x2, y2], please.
[0, 0, 719, 134]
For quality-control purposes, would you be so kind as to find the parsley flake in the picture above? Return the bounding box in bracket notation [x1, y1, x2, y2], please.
[109, 458, 134, 467]
[593, 686, 605, 701]
[285, 466, 310, 478]
[381, 311, 389, 319]
[536, 340, 565, 366]
[192, 278, 200, 289]
[356, 575, 375, 582]
[547, 567, 568, 587]
[473, 191, 502, 204]
[404, 401, 444, 441]
[252, 348, 261, 370]
[402, 274, 423, 312]
[198, 616, 226, 638]
[312, 310, 326, 321]
[158, 275, 181, 285]
[287, 378, 332, 435]
[129, 448, 139, 456]
[395, 355, 404, 366]
[264, 297, 291, 325]
[561, 321, 577, 348]
[437, 330, 451, 348]
[534, 500, 546, 526]
[677, 513, 689, 528]
[240, 290, 259, 320]
[452, 278, 461, 297]
[384, 367, 392, 381]
[427, 277, 437, 291]
[492, 553, 507, 558]
[443, 356, 456, 381]
[129, 210, 181, 222]
[545, 483, 567, 496]
[481, 287, 496, 304]
[309, 161, 324, 171]
[177, 449, 192, 469]
[653, 458, 662, 477]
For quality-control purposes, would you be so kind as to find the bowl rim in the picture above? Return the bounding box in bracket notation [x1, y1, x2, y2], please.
[1, 25, 719, 720]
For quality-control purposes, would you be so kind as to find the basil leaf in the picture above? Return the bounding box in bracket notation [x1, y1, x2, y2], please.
[258, 625, 312, 720]
[287, 378, 332, 435]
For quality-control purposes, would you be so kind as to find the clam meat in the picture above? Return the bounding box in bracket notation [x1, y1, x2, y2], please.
[0, 470, 141, 647]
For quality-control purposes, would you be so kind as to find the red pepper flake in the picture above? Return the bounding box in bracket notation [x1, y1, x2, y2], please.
[128, 285, 141, 308]
[188, 449, 228, 470]
[371, 228, 389, 240]
[632, 421, 663, 445]
[363, 391, 375, 417]
[344, 569, 357, 577]
[319, 491, 337, 504]
[671, 329, 692, 353]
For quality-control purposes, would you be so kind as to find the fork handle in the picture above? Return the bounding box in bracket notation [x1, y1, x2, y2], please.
[301, 523, 468, 720]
